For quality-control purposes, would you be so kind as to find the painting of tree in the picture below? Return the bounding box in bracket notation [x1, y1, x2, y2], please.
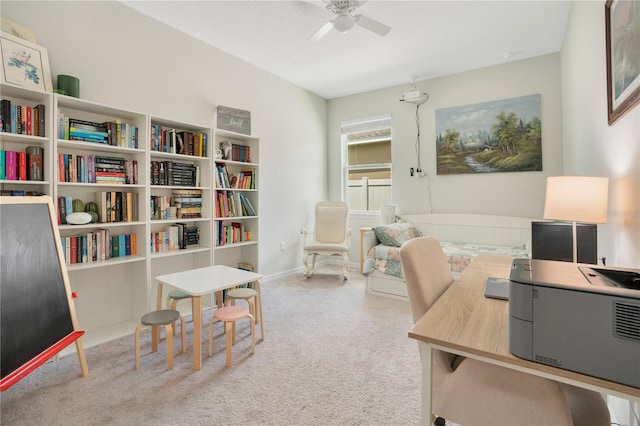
[435, 94, 542, 175]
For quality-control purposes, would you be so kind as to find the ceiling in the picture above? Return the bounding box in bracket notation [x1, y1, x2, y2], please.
[121, 0, 572, 100]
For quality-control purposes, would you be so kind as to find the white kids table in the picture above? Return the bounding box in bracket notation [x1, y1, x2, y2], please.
[155, 265, 264, 371]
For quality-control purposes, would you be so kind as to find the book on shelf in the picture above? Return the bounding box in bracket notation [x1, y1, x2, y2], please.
[60, 230, 134, 264]
[150, 160, 199, 186]
[58, 154, 135, 184]
[58, 114, 138, 148]
[26, 146, 44, 181]
[17, 151, 27, 180]
[0, 100, 45, 136]
[5, 150, 17, 180]
[95, 191, 138, 223]
[150, 126, 207, 156]
[238, 193, 257, 216]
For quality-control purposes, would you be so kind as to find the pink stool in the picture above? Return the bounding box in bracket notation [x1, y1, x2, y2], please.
[208, 305, 255, 367]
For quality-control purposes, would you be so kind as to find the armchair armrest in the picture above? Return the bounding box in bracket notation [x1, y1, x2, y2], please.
[362, 228, 379, 257]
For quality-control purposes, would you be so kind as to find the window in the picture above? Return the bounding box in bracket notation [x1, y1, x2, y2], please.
[341, 115, 392, 212]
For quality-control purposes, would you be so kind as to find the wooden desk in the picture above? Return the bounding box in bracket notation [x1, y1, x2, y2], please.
[156, 265, 264, 371]
[408, 254, 640, 425]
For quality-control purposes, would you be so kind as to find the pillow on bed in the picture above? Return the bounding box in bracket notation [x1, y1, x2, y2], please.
[374, 221, 423, 247]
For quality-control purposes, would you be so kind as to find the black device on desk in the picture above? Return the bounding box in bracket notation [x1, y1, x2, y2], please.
[531, 221, 598, 264]
[508, 258, 640, 388]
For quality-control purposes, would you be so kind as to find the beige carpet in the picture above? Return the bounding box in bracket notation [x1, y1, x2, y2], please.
[0, 265, 421, 425]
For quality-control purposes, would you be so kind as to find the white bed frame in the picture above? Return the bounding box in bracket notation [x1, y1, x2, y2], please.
[362, 213, 538, 300]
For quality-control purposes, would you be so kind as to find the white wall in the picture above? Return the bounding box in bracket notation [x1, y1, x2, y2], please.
[328, 54, 564, 219]
[1, 1, 329, 276]
[561, 1, 640, 270]
[562, 3, 639, 422]
[329, 54, 564, 263]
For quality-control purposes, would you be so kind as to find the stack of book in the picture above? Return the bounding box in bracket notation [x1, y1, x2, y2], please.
[185, 225, 200, 245]
[67, 118, 109, 144]
[95, 156, 127, 184]
[58, 154, 138, 184]
[172, 189, 202, 219]
[0, 100, 46, 136]
[57, 112, 139, 148]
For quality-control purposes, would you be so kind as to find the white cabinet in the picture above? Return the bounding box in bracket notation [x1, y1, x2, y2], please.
[213, 128, 259, 272]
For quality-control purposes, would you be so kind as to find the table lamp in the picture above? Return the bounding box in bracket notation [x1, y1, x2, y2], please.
[543, 176, 608, 263]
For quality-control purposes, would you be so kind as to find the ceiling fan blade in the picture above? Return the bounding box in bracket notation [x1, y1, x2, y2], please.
[355, 14, 391, 36]
[309, 21, 334, 41]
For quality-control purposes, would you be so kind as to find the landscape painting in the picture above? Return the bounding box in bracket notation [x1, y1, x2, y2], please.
[435, 94, 542, 175]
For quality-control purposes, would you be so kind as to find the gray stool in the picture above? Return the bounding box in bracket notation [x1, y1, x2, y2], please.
[135, 309, 186, 370]
[166, 290, 192, 335]
[166, 290, 192, 309]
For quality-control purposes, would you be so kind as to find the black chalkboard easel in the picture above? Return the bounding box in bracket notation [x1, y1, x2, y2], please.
[1, 196, 88, 391]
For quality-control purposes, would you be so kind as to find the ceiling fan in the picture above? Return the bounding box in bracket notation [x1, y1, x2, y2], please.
[309, 0, 391, 41]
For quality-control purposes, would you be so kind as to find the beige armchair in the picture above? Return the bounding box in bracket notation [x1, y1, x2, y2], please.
[400, 236, 610, 426]
[302, 201, 350, 279]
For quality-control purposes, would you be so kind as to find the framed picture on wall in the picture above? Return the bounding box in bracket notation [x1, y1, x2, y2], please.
[605, 0, 640, 125]
[0, 31, 52, 92]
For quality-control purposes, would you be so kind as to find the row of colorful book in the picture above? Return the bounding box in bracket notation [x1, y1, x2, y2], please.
[215, 190, 256, 218]
[60, 230, 137, 265]
[0, 147, 44, 181]
[57, 113, 139, 149]
[58, 153, 138, 184]
[214, 164, 255, 189]
[215, 220, 252, 247]
[150, 223, 199, 253]
[150, 125, 208, 157]
[0, 100, 45, 136]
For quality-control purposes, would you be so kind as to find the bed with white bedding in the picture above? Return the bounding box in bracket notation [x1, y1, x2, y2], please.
[362, 214, 535, 299]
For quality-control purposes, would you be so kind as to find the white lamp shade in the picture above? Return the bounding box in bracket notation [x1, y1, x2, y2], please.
[543, 176, 609, 224]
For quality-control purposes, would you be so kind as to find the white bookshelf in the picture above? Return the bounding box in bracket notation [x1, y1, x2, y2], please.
[1, 87, 261, 355]
[213, 128, 259, 273]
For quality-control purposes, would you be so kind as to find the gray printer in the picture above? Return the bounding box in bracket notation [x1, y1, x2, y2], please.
[509, 258, 640, 388]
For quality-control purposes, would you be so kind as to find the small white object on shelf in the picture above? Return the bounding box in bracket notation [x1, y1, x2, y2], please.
[66, 212, 92, 225]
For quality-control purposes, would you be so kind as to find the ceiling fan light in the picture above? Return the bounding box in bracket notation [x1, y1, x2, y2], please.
[333, 15, 355, 33]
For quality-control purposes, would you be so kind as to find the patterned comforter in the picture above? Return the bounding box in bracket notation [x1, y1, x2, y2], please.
[363, 241, 529, 278]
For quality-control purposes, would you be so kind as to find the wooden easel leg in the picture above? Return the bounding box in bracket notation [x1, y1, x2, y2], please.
[74, 338, 89, 376]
